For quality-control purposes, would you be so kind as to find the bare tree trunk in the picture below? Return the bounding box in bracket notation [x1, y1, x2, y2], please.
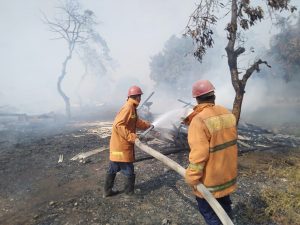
[57, 49, 73, 119]
[225, 0, 245, 124]
[232, 88, 244, 123]
[225, 1, 271, 124]
[43, 1, 107, 119]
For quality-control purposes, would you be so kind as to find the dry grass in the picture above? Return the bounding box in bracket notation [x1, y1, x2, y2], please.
[260, 150, 300, 225]
[237, 148, 300, 224]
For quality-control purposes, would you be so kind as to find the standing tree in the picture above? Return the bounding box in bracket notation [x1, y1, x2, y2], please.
[185, 0, 296, 124]
[268, 13, 300, 82]
[149, 35, 203, 95]
[43, 0, 102, 118]
[149, 35, 224, 99]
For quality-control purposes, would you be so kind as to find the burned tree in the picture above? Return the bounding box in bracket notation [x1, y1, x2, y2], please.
[43, 0, 98, 118]
[185, 0, 296, 124]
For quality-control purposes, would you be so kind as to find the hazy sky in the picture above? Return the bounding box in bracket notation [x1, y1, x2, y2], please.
[0, 0, 298, 117]
[0, 0, 198, 114]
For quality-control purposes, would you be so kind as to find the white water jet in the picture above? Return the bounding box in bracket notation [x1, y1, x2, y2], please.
[152, 107, 193, 129]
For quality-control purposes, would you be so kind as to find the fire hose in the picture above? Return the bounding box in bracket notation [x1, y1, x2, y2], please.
[135, 139, 234, 225]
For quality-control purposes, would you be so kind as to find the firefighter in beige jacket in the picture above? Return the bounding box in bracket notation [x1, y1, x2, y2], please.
[103, 85, 151, 198]
[184, 80, 238, 225]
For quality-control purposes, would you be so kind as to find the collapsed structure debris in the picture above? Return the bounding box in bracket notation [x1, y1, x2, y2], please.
[70, 147, 108, 162]
[177, 99, 194, 108]
[85, 122, 112, 138]
[73, 118, 300, 163]
[2, 104, 299, 163]
[175, 100, 300, 152]
[237, 122, 300, 152]
[0, 111, 56, 122]
[0, 110, 58, 132]
[68, 119, 299, 167]
[169, 121, 300, 153]
[58, 154, 64, 163]
[138, 91, 155, 121]
[0, 113, 28, 121]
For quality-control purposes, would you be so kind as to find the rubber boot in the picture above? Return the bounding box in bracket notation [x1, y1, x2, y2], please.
[103, 173, 119, 198]
[124, 174, 137, 198]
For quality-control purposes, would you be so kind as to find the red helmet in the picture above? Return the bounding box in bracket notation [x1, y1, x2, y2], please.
[128, 85, 143, 97]
[192, 80, 215, 98]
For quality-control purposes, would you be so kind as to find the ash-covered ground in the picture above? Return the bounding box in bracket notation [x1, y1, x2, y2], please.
[0, 117, 299, 225]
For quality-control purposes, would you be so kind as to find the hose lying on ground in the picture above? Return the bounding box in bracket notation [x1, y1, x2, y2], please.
[135, 139, 234, 225]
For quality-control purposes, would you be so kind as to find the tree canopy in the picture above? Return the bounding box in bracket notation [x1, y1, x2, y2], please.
[149, 35, 223, 97]
[43, 0, 111, 118]
[150, 35, 202, 94]
[268, 13, 300, 82]
[185, 0, 297, 124]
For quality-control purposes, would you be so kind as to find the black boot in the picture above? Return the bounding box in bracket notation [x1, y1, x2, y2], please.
[103, 173, 119, 198]
[124, 174, 136, 196]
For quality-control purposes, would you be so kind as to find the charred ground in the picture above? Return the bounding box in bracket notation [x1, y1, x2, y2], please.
[0, 118, 299, 225]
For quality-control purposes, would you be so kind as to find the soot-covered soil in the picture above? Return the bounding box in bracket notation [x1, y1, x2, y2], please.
[0, 120, 299, 225]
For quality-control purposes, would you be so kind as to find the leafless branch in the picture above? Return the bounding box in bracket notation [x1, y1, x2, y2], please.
[42, 0, 96, 47]
[242, 59, 271, 84]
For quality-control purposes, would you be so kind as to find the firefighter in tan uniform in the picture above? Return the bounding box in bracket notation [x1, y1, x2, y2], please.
[103, 85, 151, 198]
[184, 80, 238, 225]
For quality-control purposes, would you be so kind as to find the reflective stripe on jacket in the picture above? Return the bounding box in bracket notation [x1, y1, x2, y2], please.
[185, 103, 238, 198]
[109, 98, 150, 162]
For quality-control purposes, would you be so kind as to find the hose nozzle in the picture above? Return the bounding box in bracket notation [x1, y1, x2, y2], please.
[140, 125, 154, 139]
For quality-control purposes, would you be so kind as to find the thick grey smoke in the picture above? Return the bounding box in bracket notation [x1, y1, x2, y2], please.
[148, 24, 300, 129]
[148, 34, 230, 113]
[1, 0, 299, 129]
[0, 0, 196, 116]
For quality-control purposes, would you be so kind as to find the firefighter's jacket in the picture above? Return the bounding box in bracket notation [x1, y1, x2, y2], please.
[184, 103, 238, 198]
[110, 98, 151, 162]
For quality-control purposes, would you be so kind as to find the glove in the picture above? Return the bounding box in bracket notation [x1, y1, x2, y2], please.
[134, 137, 141, 144]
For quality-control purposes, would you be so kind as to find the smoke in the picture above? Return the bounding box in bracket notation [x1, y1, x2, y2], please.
[148, 27, 300, 128]
[241, 66, 300, 127]
[0, 0, 197, 118]
[1, 0, 299, 128]
[148, 34, 230, 114]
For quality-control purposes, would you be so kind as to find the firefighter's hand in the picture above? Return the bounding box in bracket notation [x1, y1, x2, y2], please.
[135, 138, 141, 144]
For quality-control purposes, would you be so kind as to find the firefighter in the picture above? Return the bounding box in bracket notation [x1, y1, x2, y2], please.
[103, 85, 151, 198]
[184, 80, 238, 225]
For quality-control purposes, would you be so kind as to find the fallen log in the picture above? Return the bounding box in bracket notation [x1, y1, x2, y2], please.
[135, 139, 234, 225]
[70, 147, 108, 161]
[237, 140, 251, 148]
